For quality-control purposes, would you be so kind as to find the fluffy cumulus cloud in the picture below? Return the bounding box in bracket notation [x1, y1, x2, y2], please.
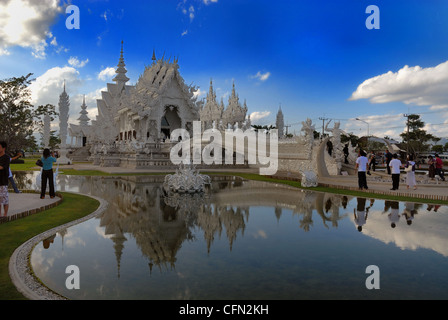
[349, 61, 448, 110]
[250, 111, 271, 124]
[0, 0, 63, 58]
[97, 67, 116, 81]
[29, 66, 82, 107]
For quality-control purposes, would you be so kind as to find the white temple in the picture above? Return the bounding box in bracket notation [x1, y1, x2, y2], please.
[79, 42, 251, 168]
[69, 95, 91, 147]
[58, 41, 356, 178]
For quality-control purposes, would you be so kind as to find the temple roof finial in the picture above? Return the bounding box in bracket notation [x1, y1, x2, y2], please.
[113, 40, 130, 86]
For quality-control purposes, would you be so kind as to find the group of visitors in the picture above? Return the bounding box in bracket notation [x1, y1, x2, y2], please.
[427, 154, 446, 181]
[356, 147, 446, 191]
[0, 143, 57, 218]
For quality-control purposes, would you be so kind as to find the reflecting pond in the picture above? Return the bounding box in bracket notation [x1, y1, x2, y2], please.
[24, 173, 448, 300]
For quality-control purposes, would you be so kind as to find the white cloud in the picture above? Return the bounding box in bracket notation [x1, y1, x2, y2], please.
[189, 5, 195, 21]
[0, 47, 10, 56]
[203, 0, 218, 4]
[29, 66, 82, 107]
[349, 61, 448, 108]
[68, 57, 89, 68]
[250, 111, 271, 124]
[181, 30, 188, 36]
[343, 114, 404, 140]
[97, 67, 116, 81]
[251, 71, 271, 82]
[0, 0, 63, 58]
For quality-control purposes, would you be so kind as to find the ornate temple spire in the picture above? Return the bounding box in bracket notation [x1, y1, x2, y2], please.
[58, 81, 70, 149]
[276, 104, 284, 137]
[207, 79, 216, 103]
[113, 40, 130, 88]
[78, 95, 90, 126]
[151, 49, 156, 65]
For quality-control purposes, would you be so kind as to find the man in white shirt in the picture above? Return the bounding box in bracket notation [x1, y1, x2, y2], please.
[355, 150, 369, 190]
[389, 153, 402, 190]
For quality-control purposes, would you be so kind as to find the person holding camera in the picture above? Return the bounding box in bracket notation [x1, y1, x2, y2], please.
[40, 148, 57, 199]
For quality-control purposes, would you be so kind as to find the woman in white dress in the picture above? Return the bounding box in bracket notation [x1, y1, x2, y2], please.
[405, 154, 417, 190]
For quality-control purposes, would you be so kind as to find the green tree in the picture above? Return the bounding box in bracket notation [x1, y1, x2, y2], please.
[400, 114, 439, 155]
[0, 74, 57, 153]
[251, 124, 276, 132]
[341, 132, 359, 147]
[49, 130, 62, 150]
[432, 144, 444, 154]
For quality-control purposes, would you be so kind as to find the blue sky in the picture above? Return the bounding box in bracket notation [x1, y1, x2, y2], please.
[1, 0, 448, 141]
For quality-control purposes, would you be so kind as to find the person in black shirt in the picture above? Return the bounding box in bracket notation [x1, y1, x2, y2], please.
[385, 149, 393, 175]
[0, 141, 11, 217]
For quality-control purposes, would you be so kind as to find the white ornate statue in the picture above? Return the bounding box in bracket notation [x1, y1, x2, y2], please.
[325, 120, 347, 174]
[301, 118, 315, 146]
[301, 170, 318, 187]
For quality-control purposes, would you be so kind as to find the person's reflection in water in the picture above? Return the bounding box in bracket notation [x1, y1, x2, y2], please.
[354, 197, 369, 232]
[342, 196, 348, 209]
[427, 204, 442, 212]
[387, 201, 400, 228]
[402, 202, 417, 226]
[42, 234, 56, 249]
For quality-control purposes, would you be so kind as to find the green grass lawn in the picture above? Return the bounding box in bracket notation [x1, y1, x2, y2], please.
[10, 158, 41, 172]
[0, 192, 100, 300]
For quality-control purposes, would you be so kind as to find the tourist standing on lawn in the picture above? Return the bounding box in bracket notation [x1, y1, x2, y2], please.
[389, 153, 402, 190]
[40, 148, 57, 199]
[0, 141, 11, 217]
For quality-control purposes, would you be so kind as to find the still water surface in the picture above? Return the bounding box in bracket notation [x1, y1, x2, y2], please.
[25, 174, 448, 300]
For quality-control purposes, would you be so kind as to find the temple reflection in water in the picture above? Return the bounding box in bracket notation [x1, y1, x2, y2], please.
[29, 174, 448, 300]
[55, 176, 350, 275]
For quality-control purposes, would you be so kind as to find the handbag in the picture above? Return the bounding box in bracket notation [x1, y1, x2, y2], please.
[36, 159, 43, 167]
[405, 165, 413, 172]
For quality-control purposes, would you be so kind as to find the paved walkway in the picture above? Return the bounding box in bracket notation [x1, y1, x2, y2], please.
[318, 174, 448, 202]
[1, 192, 62, 223]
